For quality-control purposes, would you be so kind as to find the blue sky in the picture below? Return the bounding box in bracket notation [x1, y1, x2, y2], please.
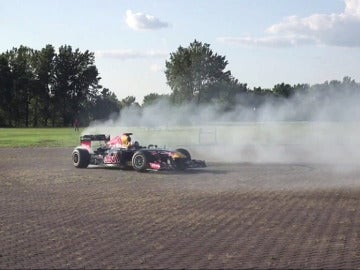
[1, 0, 360, 103]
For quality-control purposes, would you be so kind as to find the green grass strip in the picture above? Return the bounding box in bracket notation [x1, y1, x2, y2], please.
[0, 128, 83, 148]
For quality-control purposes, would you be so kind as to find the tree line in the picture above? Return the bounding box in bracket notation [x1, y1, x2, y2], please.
[0, 45, 125, 127]
[1, 41, 359, 127]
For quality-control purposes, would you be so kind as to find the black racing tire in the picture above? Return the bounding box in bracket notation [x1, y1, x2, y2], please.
[132, 151, 150, 172]
[72, 148, 90, 168]
[175, 148, 191, 161]
[174, 159, 186, 171]
[174, 148, 191, 171]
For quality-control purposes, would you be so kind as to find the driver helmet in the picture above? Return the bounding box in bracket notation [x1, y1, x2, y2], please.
[120, 133, 132, 146]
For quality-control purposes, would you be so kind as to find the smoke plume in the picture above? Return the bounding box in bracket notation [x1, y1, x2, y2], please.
[83, 86, 360, 170]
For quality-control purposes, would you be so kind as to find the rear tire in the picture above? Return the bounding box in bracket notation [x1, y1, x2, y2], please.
[72, 148, 90, 168]
[132, 151, 149, 172]
[175, 148, 191, 160]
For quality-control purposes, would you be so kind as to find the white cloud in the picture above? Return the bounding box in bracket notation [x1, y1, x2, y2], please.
[95, 50, 168, 60]
[217, 35, 317, 48]
[125, 10, 169, 31]
[218, 0, 360, 48]
[345, 0, 360, 16]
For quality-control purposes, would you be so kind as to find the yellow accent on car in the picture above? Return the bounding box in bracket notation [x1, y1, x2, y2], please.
[172, 152, 186, 159]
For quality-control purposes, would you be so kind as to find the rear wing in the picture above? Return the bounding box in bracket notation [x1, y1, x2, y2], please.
[80, 134, 110, 149]
[80, 134, 110, 142]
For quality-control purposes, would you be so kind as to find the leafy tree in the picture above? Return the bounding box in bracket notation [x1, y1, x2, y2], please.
[0, 44, 109, 127]
[272, 82, 293, 98]
[90, 88, 121, 120]
[31, 44, 55, 126]
[202, 78, 248, 109]
[142, 93, 170, 107]
[165, 40, 231, 104]
[6, 46, 35, 127]
[52, 45, 100, 126]
[121, 95, 138, 107]
[292, 83, 310, 96]
[0, 54, 13, 126]
[341, 76, 357, 91]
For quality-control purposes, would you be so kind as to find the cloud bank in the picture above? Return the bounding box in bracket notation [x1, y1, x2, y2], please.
[218, 0, 360, 47]
[95, 50, 168, 60]
[125, 10, 169, 31]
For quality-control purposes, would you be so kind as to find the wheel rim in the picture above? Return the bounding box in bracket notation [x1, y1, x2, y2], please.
[73, 153, 79, 163]
[134, 155, 144, 168]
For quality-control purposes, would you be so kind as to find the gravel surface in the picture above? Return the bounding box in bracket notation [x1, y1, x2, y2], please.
[1, 147, 360, 269]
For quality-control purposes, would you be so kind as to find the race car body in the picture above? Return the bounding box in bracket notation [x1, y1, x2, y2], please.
[72, 133, 206, 172]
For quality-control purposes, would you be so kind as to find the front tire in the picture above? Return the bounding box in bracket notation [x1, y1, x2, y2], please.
[72, 148, 90, 168]
[175, 148, 191, 160]
[132, 151, 149, 172]
[174, 159, 186, 171]
[174, 148, 191, 170]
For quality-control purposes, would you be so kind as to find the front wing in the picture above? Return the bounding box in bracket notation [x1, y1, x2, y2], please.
[148, 159, 206, 171]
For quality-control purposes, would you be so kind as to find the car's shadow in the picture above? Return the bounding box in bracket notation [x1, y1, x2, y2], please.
[155, 168, 227, 175]
[84, 165, 227, 175]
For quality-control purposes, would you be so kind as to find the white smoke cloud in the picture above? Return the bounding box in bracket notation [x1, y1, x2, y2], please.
[83, 85, 360, 171]
[125, 10, 169, 31]
[218, 0, 360, 47]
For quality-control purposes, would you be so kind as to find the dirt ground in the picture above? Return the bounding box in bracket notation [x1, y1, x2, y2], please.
[1, 147, 360, 269]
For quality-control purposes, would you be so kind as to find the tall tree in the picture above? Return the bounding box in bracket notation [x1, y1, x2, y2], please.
[142, 93, 170, 107]
[90, 88, 121, 120]
[32, 44, 55, 126]
[272, 82, 293, 98]
[6, 46, 35, 127]
[0, 54, 13, 126]
[121, 95, 137, 107]
[165, 40, 231, 104]
[201, 77, 248, 109]
[52, 45, 100, 126]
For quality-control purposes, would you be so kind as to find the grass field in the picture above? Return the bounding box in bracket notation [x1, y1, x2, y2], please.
[1, 122, 358, 148]
[0, 128, 83, 148]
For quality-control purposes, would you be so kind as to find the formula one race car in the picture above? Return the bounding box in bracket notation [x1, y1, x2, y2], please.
[72, 133, 206, 172]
